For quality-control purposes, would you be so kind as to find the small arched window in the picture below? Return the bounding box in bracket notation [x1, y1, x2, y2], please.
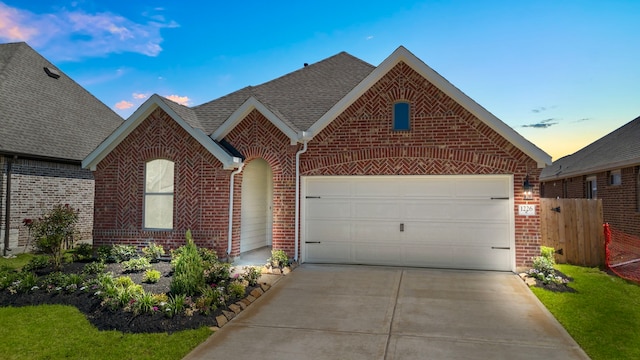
[144, 159, 174, 229]
[393, 102, 410, 131]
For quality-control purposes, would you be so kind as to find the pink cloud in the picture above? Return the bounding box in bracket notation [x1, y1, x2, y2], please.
[0, 3, 39, 41]
[132, 92, 149, 100]
[115, 100, 134, 110]
[0, 3, 178, 61]
[164, 94, 191, 106]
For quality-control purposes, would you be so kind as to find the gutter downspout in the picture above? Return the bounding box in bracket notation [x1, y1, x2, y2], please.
[3, 156, 14, 257]
[294, 140, 308, 262]
[227, 162, 245, 258]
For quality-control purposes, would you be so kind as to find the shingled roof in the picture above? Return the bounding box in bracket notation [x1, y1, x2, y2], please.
[0, 42, 123, 162]
[540, 115, 640, 180]
[192, 51, 376, 133]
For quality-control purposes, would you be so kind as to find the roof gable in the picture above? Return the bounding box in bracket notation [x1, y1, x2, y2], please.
[82, 95, 240, 170]
[0, 42, 123, 162]
[211, 96, 300, 145]
[541, 115, 640, 180]
[307, 46, 551, 168]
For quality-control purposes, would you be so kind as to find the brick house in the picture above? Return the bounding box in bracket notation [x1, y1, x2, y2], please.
[83, 46, 551, 271]
[0, 42, 123, 255]
[541, 116, 640, 238]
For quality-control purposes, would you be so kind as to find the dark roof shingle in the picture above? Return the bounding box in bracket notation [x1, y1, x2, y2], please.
[0, 42, 123, 162]
[192, 51, 375, 134]
[541, 115, 640, 180]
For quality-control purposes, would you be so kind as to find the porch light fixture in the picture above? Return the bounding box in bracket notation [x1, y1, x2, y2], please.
[523, 175, 534, 200]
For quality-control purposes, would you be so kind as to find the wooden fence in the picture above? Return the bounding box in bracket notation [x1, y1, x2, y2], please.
[540, 198, 604, 267]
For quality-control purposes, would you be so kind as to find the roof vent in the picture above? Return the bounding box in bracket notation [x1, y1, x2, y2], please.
[44, 67, 60, 79]
[303, 63, 308, 67]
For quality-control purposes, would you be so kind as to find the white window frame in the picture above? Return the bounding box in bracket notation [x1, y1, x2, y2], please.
[586, 176, 597, 199]
[609, 169, 622, 186]
[144, 159, 174, 230]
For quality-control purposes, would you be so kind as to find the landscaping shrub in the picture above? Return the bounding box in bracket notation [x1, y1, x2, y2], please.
[142, 242, 165, 263]
[30, 204, 79, 270]
[142, 269, 161, 283]
[243, 267, 261, 286]
[82, 261, 106, 275]
[122, 257, 152, 273]
[22, 255, 50, 272]
[169, 230, 204, 296]
[528, 246, 567, 285]
[227, 281, 246, 299]
[71, 243, 94, 261]
[203, 261, 231, 285]
[111, 245, 137, 263]
[269, 249, 289, 268]
[96, 245, 114, 263]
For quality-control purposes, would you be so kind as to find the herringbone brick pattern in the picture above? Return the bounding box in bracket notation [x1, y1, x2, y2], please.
[93, 61, 543, 267]
[302, 62, 542, 266]
[94, 108, 230, 253]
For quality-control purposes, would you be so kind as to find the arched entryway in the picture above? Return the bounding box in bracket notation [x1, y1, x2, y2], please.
[240, 158, 273, 253]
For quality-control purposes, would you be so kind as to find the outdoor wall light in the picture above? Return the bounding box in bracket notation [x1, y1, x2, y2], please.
[523, 175, 534, 200]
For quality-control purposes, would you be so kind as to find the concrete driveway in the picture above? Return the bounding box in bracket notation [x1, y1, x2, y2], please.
[184, 265, 589, 360]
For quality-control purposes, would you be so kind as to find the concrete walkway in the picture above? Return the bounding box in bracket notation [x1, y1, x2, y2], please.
[184, 265, 589, 360]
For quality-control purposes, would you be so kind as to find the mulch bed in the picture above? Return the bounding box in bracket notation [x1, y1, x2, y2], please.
[532, 269, 577, 293]
[0, 261, 256, 334]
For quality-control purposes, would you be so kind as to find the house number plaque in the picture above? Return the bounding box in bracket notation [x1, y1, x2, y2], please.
[518, 204, 536, 216]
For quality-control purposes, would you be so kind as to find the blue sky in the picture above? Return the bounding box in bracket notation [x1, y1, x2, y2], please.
[1, 0, 638, 160]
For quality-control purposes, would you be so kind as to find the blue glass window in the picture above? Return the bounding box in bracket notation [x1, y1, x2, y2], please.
[393, 102, 410, 131]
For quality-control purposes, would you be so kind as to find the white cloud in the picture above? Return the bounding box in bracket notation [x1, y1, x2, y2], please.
[0, 3, 39, 41]
[132, 92, 149, 100]
[164, 94, 191, 106]
[115, 100, 134, 110]
[0, 2, 178, 61]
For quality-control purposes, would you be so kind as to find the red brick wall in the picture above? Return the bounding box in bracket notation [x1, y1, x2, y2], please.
[93, 107, 232, 254]
[541, 166, 640, 238]
[301, 62, 543, 267]
[224, 110, 299, 256]
[93, 61, 546, 268]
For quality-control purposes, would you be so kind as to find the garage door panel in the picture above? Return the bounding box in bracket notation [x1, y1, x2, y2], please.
[304, 175, 514, 271]
[306, 220, 350, 241]
[354, 179, 402, 197]
[454, 178, 509, 198]
[306, 242, 351, 263]
[453, 247, 511, 271]
[354, 244, 401, 264]
[308, 180, 352, 196]
[353, 201, 401, 219]
[404, 201, 456, 220]
[306, 200, 351, 219]
[402, 245, 454, 267]
[353, 221, 400, 242]
[402, 179, 456, 198]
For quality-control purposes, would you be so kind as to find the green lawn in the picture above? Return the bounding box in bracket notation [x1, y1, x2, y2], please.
[531, 264, 640, 360]
[0, 255, 212, 360]
[0, 253, 34, 271]
[0, 305, 212, 360]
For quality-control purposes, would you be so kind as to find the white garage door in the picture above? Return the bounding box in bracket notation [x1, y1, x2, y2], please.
[302, 175, 514, 271]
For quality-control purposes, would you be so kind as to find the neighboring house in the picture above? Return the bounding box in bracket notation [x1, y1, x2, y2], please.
[83, 46, 551, 272]
[541, 116, 640, 238]
[0, 42, 123, 255]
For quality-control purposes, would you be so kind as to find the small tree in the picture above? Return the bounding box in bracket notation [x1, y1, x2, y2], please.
[31, 204, 79, 270]
[170, 230, 205, 296]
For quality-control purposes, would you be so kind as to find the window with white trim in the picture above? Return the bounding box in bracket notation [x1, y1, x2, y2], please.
[609, 170, 622, 186]
[393, 102, 410, 131]
[586, 176, 597, 199]
[144, 159, 174, 229]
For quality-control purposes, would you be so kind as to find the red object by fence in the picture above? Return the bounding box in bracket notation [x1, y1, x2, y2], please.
[604, 223, 611, 269]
